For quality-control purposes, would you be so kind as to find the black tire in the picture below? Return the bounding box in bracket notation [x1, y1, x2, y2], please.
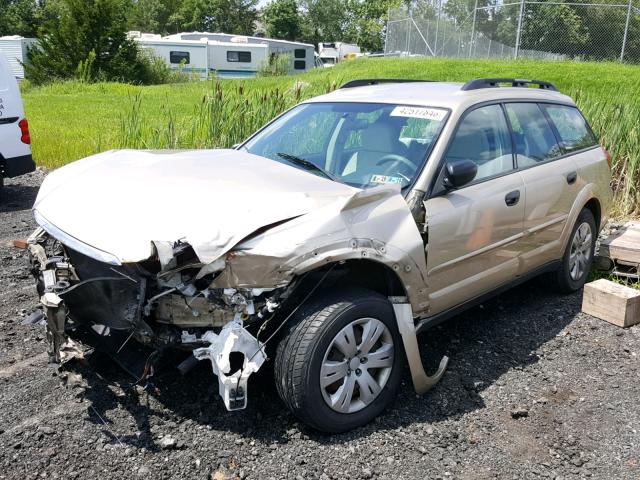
[549, 208, 596, 293]
[274, 288, 403, 433]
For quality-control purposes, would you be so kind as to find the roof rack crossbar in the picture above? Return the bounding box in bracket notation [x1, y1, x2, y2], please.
[339, 79, 434, 89]
[461, 78, 558, 92]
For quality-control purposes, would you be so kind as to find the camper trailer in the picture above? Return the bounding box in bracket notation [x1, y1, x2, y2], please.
[318, 42, 361, 67]
[0, 36, 37, 79]
[132, 34, 269, 78]
[131, 34, 210, 79]
[207, 41, 267, 77]
[168, 32, 316, 75]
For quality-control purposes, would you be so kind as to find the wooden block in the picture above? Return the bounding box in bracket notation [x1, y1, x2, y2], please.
[600, 221, 640, 265]
[582, 279, 640, 328]
[12, 239, 28, 249]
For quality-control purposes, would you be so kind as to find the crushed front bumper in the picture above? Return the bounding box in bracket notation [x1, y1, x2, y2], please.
[27, 228, 276, 411]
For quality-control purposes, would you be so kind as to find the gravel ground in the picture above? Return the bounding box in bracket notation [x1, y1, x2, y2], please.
[1, 171, 639, 480]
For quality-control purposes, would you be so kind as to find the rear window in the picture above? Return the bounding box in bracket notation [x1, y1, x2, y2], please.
[542, 105, 597, 152]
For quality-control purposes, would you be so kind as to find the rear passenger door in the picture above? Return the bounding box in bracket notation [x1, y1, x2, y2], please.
[504, 102, 580, 273]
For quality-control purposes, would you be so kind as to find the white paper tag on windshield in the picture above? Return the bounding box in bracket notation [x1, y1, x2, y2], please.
[390, 106, 447, 121]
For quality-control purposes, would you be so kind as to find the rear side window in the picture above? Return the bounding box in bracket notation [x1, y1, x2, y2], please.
[445, 104, 514, 182]
[505, 103, 562, 167]
[542, 105, 597, 152]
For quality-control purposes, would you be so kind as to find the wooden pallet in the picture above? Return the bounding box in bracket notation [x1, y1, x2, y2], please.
[600, 221, 640, 265]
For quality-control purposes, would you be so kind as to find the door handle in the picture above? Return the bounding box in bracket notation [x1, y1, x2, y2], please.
[505, 190, 520, 207]
[566, 171, 577, 185]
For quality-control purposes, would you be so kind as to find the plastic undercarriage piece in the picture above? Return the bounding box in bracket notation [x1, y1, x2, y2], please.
[193, 316, 266, 411]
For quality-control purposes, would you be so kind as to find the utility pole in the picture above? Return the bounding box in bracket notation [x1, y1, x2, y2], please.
[514, 0, 525, 59]
[434, 0, 443, 56]
[469, 0, 478, 58]
[620, 0, 632, 62]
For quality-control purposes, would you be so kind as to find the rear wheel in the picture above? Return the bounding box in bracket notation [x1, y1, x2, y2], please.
[274, 289, 403, 433]
[550, 208, 596, 293]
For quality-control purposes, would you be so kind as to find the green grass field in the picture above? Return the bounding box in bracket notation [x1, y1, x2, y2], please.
[22, 57, 640, 216]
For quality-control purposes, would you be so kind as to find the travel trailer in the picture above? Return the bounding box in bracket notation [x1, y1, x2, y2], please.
[168, 32, 316, 75]
[131, 33, 268, 78]
[0, 36, 37, 79]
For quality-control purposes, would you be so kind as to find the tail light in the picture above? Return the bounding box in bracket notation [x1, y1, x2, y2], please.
[603, 147, 612, 169]
[18, 118, 31, 145]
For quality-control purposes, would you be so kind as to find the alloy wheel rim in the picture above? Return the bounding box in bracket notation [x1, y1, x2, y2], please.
[569, 222, 593, 281]
[320, 317, 394, 414]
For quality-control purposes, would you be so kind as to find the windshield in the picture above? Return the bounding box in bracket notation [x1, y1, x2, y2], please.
[243, 102, 448, 189]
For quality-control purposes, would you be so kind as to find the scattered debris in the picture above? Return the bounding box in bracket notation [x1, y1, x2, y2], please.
[159, 436, 179, 450]
[12, 239, 28, 249]
[510, 406, 529, 419]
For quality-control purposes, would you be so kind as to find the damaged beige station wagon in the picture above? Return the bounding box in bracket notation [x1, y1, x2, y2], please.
[28, 78, 613, 432]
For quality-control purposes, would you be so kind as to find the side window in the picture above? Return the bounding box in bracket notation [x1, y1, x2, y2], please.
[227, 51, 252, 63]
[542, 105, 597, 152]
[445, 104, 513, 182]
[169, 51, 190, 64]
[505, 103, 562, 167]
[294, 49, 306, 59]
[294, 60, 306, 70]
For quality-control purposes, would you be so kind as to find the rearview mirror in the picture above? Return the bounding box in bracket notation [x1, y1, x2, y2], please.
[443, 159, 478, 190]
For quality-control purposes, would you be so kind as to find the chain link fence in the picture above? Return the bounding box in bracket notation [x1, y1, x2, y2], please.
[385, 0, 640, 62]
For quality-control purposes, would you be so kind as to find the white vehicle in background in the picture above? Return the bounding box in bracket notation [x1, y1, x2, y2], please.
[318, 42, 361, 67]
[0, 52, 34, 196]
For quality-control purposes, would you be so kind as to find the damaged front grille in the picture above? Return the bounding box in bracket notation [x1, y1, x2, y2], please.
[27, 228, 283, 411]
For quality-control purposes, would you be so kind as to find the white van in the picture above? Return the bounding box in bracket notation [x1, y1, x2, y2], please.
[0, 51, 34, 194]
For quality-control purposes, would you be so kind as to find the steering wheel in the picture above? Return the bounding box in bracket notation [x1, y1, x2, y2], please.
[376, 154, 415, 170]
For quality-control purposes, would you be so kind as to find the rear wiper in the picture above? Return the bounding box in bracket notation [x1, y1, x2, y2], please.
[276, 152, 341, 183]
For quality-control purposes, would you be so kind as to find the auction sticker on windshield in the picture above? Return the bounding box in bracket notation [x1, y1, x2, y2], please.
[390, 106, 447, 121]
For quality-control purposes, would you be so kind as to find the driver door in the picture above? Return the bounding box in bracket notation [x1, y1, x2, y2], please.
[423, 104, 526, 316]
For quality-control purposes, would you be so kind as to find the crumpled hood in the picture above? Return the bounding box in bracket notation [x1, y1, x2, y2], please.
[33, 149, 357, 264]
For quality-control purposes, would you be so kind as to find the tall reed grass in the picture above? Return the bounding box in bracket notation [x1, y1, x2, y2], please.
[22, 57, 640, 217]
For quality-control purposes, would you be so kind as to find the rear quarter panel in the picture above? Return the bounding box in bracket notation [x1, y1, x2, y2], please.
[560, 147, 613, 250]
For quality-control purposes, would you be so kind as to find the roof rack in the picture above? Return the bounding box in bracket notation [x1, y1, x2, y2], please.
[461, 78, 558, 92]
[339, 79, 433, 89]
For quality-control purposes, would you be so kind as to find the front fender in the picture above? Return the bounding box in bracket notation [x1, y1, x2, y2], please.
[211, 186, 431, 314]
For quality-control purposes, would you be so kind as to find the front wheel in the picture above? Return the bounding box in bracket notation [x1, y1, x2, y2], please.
[550, 208, 596, 293]
[274, 289, 403, 433]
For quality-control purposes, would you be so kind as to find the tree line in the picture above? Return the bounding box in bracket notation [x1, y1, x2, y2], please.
[0, 0, 412, 84]
[0, 0, 409, 51]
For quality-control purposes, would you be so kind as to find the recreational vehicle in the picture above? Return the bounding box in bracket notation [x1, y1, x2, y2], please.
[168, 32, 316, 75]
[0, 36, 37, 79]
[132, 35, 210, 79]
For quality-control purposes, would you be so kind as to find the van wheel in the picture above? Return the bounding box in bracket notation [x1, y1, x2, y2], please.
[274, 289, 403, 433]
[550, 208, 596, 293]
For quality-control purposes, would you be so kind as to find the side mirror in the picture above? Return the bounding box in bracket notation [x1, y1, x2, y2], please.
[443, 159, 477, 190]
